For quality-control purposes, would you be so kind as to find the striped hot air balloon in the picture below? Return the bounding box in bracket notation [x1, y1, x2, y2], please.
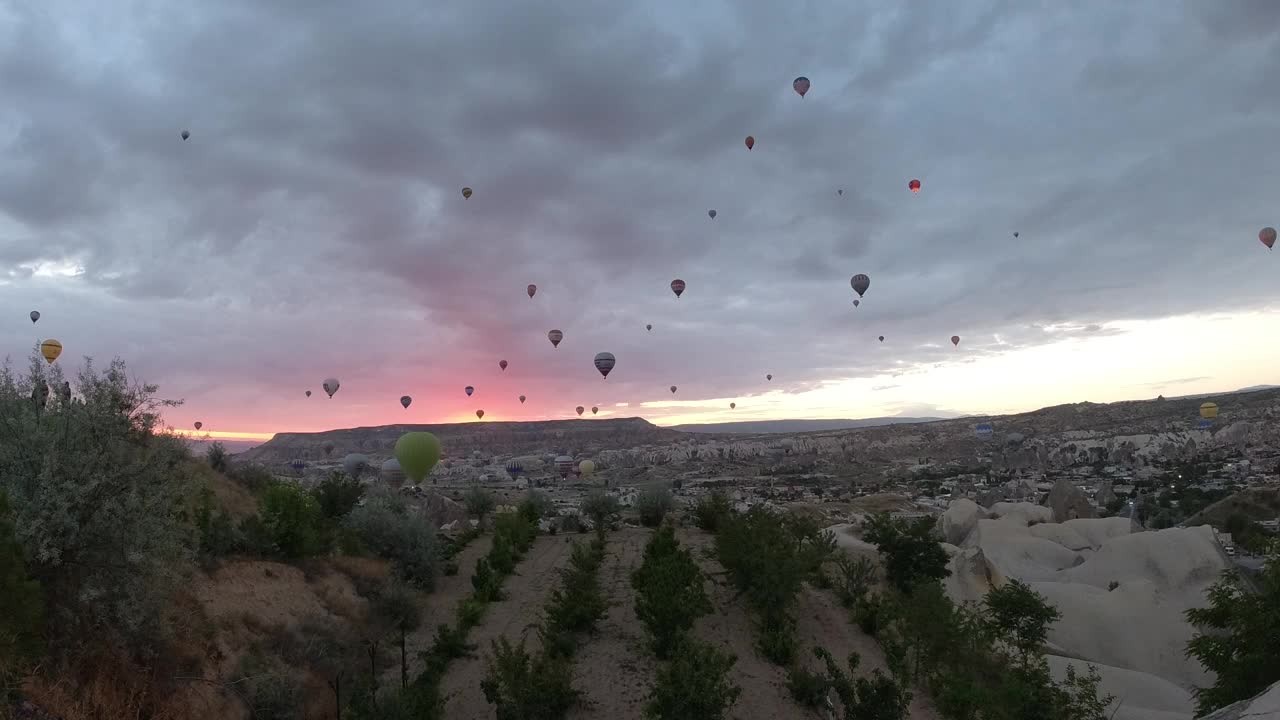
[593, 352, 616, 379]
[548, 329, 563, 348]
[670, 279, 686, 298]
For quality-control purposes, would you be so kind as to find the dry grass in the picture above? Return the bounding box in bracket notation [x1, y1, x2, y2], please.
[197, 465, 259, 520]
[20, 652, 193, 720]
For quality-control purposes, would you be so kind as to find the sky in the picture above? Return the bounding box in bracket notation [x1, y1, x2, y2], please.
[2, 0, 1279, 441]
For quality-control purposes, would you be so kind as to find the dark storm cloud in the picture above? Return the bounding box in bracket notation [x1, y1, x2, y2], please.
[1, 0, 1277, 426]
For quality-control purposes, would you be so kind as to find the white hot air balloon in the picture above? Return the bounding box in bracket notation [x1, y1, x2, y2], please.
[323, 378, 341, 398]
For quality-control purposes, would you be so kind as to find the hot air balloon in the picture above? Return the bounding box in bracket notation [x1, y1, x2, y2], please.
[591, 406, 599, 415]
[305, 390, 312, 397]
[323, 378, 340, 398]
[646, 324, 652, 332]
[792, 76, 810, 97]
[744, 135, 755, 150]
[975, 423, 994, 440]
[401, 395, 412, 409]
[461, 187, 473, 199]
[40, 339, 62, 365]
[527, 284, 537, 298]
[499, 359, 508, 371]
[578, 459, 595, 477]
[878, 336, 884, 342]
[194, 421, 203, 430]
[519, 395, 527, 404]
[909, 179, 921, 193]
[576, 406, 585, 416]
[555, 455, 574, 479]
[548, 329, 563, 348]
[730, 402, 736, 409]
[670, 279, 686, 298]
[1199, 402, 1218, 420]
[505, 460, 523, 480]
[593, 351, 616, 379]
[290, 459, 306, 471]
[476, 409, 485, 419]
[465, 386, 474, 397]
[853, 299, 861, 308]
[181, 130, 190, 140]
[766, 374, 772, 381]
[837, 189, 844, 196]
[1261, 227, 1277, 250]
[851, 274, 870, 298]
[381, 458, 406, 488]
[394, 432, 442, 484]
[708, 209, 717, 219]
[1013, 232, 1020, 238]
[951, 335, 960, 347]
[29, 311, 39, 324]
[670, 385, 677, 394]
[343, 453, 369, 479]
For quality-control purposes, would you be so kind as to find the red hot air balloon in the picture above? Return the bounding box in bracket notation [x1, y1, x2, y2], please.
[792, 76, 810, 97]
[499, 360, 508, 371]
[527, 284, 537, 298]
[519, 395, 526, 404]
[591, 406, 598, 415]
[745, 136, 755, 150]
[1261, 227, 1277, 250]
[194, 421, 203, 430]
[476, 409, 484, 419]
[909, 179, 921, 193]
[670, 279, 686, 298]
[548, 329, 563, 348]
[951, 335, 961, 347]
[576, 406, 585, 416]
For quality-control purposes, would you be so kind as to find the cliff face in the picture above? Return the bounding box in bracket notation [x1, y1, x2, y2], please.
[235, 417, 687, 465]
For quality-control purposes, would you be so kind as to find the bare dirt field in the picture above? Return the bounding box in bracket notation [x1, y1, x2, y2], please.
[567, 527, 657, 720]
[439, 532, 585, 719]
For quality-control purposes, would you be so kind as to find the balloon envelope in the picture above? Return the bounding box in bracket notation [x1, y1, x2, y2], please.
[400, 395, 412, 409]
[181, 130, 189, 140]
[951, 335, 961, 347]
[519, 395, 526, 403]
[591, 406, 599, 415]
[745, 135, 754, 150]
[730, 402, 736, 409]
[766, 374, 772, 381]
[29, 311, 39, 323]
[548, 329, 563, 348]
[323, 378, 340, 398]
[670, 279, 686, 298]
[708, 209, 716, 219]
[909, 179, 921, 192]
[527, 284, 537, 298]
[499, 360, 508, 371]
[394, 432, 442, 484]
[305, 390, 312, 397]
[343, 453, 369, 478]
[646, 324, 652, 331]
[576, 406, 585, 416]
[1199, 402, 1218, 420]
[555, 455, 574, 479]
[40, 339, 62, 364]
[476, 409, 484, 419]
[381, 458, 406, 488]
[878, 336, 884, 342]
[850, 274, 870, 297]
[578, 459, 595, 476]
[593, 351, 616, 378]
[670, 385, 677, 394]
[465, 386, 474, 396]
[194, 421, 203, 430]
[461, 187, 473, 198]
[1261, 227, 1277, 250]
[792, 76, 810, 97]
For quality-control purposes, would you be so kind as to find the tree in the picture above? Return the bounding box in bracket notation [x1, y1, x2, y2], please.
[312, 471, 364, 520]
[815, 647, 911, 720]
[0, 354, 195, 649]
[581, 491, 619, 535]
[260, 481, 326, 558]
[519, 489, 554, 523]
[637, 488, 675, 527]
[206, 441, 229, 472]
[983, 579, 1062, 664]
[464, 486, 496, 524]
[346, 487, 440, 589]
[1185, 559, 1280, 715]
[632, 524, 712, 659]
[0, 489, 44, 664]
[481, 636, 579, 719]
[645, 637, 741, 720]
[862, 513, 951, 594]
[373, 583, 422, 691]
[693, 491, 733, 533]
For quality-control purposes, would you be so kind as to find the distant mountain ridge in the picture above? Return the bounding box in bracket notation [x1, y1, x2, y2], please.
[668, 417, 946, 434]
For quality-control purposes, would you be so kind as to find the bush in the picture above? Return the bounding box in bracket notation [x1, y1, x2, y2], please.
[260, 481, 327, 559]
[519, 489, 554, 523]
[229, 463, 275, 492]
[311, 472, 364, 520]
[464, 487, 496, 523]
[492, 510, 537, 554]
[786, 663, 830, 710]
[693, 491, 733, 533]
[481, 636, 579, 719]
[0, 355, 196, 649]
[1186, 558, 1280, 715]
[716, 508, 829, 633]
[471, 557, 504, 602]
[814, 647, 911, 720]
[0, 489, 44, 665]
[644, 637, 741, 720]
[345, 487, 440, 589]
[541, 541, 606, 658]
[632, 524, 712, 659]
[637, 488, 675, 527]
[235, 652, 307, 720]
[194, 487, 239, 558]
[757, 618, 797, 665]
[862, 513, 951, 594]
[834, 555, 876, 608]
[206, 441, 229, 472]
[580, 490, 619, 531]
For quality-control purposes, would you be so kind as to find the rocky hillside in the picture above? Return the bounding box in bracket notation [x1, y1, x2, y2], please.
[235, 416, 688, 465]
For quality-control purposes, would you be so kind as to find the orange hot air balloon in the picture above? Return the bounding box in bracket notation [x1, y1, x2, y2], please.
[951, 335, 960, 347]
[475, 409, 485, 419]
[909, 179, 921, 193]
[744, 135, 755, 150]
[670, 279, 686, 298]
[576, 406, 585, 417]
[499, 359, 508, 371]
[1260, 227, 1277, 250]
[527, 284, 537, 298]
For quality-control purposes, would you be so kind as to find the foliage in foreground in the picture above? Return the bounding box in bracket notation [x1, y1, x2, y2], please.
[345, 486, 440, 589]
[644, 636, 741, 720]
[861, 512, 951, 593]
[693, 491, 734, 533]
[637, 487, 675, 527]
[0, 489, 45, 670]
[481, 636, 579, 720]
[632, 523, 711, 659]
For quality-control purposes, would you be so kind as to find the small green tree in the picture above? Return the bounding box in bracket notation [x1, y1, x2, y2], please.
[580, 490, 619, 533]
[637, 488, 675, 527]
[260, 481, 327, 559]
[312, 471, 364, 520]
[814, 647, 911, 720]
[693, 491, 733, 533]
[862, 513, 951, 593]
[206, 441, 229, 472]
[519, 489, 554, 523]
[984, 579, 1062, 665]
[0, 489, 44, 664]
[464, 486, 496, 525]
[481, 636, 579, 719]
[345, 488, 440, 589]
[645, 637, 741, 720]
[373, 583, 422, 691]
[1185, 559, 1280, 715]
[632, 524, 712, 659]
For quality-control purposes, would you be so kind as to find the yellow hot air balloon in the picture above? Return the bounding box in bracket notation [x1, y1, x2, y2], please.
[40, 339, 63, 364]
[578, 459, 595, 477]
[1199, 402, 1218, 420]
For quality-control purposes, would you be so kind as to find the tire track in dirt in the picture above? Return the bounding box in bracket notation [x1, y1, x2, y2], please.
[567, 527, 655, 720]
[440, 532, 581, 719]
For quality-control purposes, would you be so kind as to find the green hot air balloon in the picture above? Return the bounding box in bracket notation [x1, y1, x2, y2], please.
[395, 431, 442, 484]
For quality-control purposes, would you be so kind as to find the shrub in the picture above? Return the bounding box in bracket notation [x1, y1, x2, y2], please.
[541, 541, 606, 657]
[519, 489, 554, 523]
[311, 471, 364, 520]
[206, 441, 229, 472]
[1186, 559, 1280, 715]
[229, 463, 275, 492]
[757, 618, 798, 665]
[471, 558, 504, 602]
[644, 637, 741, 720]
[481, 636, 579, 719]
[194, 487, 239, 558]
[260, 481, 327, 559]
[785, 663, 830, 710]
[580, 490, 619, 531]
[456, 596, 487, 630]
[632, 524, 712, 659]
[492, 510, 538, 554]
[0, 355, 196, 649]
[488, 533, 516, 575]
[814, 647, 911, 720]
[637, 488, 675, 527]
[0, 489, 44, 665]
[345, 487, 440, 589]
[862, 513, 951, 594]
[834, 555, 876, 607]
[693, 491, 733, 533]
[373, 583, 423, 690]
[464, 487, 496, 523]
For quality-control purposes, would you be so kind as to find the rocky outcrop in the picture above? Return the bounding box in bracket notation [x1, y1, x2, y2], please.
[940, 498, 986, 545]
[1047, 477, 1097, 522]
[1200, 680, 1280, 720]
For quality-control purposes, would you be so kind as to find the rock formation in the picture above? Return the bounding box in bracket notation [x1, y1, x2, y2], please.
[1047, 477, 1097, 522]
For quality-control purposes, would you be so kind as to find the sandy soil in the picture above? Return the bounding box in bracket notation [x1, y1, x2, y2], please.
[440, 532, 585, 719]
[567, 527, 657, 720]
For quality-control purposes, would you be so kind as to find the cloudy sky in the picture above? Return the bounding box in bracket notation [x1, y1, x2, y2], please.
[2, 0, 1278, 440]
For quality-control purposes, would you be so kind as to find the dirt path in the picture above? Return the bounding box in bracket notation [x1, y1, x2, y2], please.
[440, 532, 583, 719]
[567, 527, 655, 720]
[397, 534, 494, 680]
